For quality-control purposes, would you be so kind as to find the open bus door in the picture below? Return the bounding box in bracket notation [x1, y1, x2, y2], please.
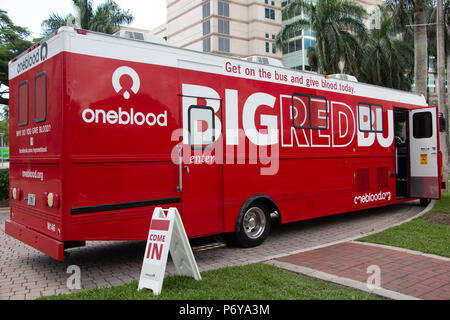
[409, 107, 441, 199]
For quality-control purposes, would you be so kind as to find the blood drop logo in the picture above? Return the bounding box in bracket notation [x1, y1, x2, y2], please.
[112, 66, 140, 99]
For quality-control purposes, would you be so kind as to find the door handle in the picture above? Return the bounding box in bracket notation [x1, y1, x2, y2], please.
[184, 166, 190, 174]
[176, 145, 182, 193]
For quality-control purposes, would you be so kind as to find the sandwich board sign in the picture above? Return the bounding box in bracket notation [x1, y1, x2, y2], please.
[138, 207, 202, 295]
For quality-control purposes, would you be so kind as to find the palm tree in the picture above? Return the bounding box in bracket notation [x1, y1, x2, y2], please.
[386, 0, 430, 97]
[41, 0, 133, 36]
[359, 5, 414, 91]
[276, 0, 367, 76]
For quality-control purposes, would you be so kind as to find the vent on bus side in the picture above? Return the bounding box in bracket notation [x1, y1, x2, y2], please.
[376, 167, 389, 189]
[356, 168, 370, 192]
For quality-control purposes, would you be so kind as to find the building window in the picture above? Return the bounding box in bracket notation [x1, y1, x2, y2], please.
[203, 37, 211, 52]
[203, 20, 210, 35]
[202, 1, 211, 19]
[266, 42, 270, 53]
[218, 1, 230, 17]
[272, 43, 276, 54]
[219, 37, 230, 52]
[284, 39, 301, 54]
[304, 38, 316, 50]
[265, 8, 275, 20]
[303, 29, 316, 37]
[218, 19, 229, 35]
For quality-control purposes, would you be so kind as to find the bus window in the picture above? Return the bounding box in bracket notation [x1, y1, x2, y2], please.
[18, 81, 29, 126]
[292, 93, 328, 130]
[34, 72, 47, 123]
[188, 105, 215, 150]
[358, 102, 383, 133]
[310, 97, 328, 129]
[413, 112, 432, 139]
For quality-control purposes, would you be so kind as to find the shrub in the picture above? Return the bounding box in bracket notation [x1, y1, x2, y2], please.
[0, 169, 9, 200]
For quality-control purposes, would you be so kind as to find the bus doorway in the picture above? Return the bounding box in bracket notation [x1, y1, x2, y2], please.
[394, 108, 409, 199]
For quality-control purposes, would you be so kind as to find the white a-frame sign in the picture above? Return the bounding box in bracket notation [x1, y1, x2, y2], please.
[138, 207, 202, 295]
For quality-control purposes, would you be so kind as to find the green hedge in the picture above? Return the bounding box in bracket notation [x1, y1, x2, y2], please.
[0, 169, 9, 200]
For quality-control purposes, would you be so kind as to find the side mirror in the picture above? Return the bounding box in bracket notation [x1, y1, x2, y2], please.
[439, 113, 446, 132]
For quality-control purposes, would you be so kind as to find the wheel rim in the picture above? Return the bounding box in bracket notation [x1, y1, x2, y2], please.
[243, 207, 266, 240]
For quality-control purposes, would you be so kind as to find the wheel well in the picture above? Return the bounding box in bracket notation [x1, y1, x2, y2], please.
[242, 194, 281, 224]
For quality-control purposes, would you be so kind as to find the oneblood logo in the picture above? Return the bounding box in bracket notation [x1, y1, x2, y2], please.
[82, 66, 168, 127]
[112, 66, 140, 100]
[82, 107, 167, 126]
[17, 42, 48, 74]
[354, 191, 391, 204]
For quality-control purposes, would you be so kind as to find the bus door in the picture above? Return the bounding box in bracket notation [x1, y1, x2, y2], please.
[409, 107, 440, 199]
[178, 95, 224, 237]
[394, 108, 409, 199]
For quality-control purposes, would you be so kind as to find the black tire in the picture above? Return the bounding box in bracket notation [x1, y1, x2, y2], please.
[420, 198, 431, 207]
[231, 203, 271, 248]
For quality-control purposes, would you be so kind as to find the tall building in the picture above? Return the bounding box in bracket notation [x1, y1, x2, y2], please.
[153, 0, 283, 60]
[280, 0, 383, 70]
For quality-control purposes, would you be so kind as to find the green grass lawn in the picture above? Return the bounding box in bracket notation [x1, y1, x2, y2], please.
[39, 263, 382, 300]
[358, 193, 450, 257]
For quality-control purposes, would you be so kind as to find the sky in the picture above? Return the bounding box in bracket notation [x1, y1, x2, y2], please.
[1, 0, 167, 39]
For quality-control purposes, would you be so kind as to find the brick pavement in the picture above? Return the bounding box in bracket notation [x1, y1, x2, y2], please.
[0, 201, 426, 300]
[275, 241, 450, 300]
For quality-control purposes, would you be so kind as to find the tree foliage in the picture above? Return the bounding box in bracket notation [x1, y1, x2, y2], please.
[277, 0, 417, 91]
[359, 5, 414, 90]
[276, 0, 367, 76]
[0, 10, 33, 105]
[41, 0, 134, 36]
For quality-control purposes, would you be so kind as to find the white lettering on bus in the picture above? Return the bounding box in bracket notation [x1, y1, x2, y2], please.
[82, 107, 167, 127]
[354, 191, 392, 204]
[180, 84, 394, 148]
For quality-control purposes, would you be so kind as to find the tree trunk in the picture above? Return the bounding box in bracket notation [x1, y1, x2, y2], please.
[413, 4, 428, 98]
[437, 0, 448, 190]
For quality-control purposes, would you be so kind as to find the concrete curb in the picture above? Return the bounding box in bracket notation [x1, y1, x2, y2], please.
[265, 260, 420, 300]
[351, 240, 450, 262]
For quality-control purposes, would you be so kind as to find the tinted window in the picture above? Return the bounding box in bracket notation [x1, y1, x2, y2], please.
[218, 1, 229, 17]
[413, 112, 432, 138]
[292, 93, 328, 130]
[358, 102, 383, 133]
[34, 72, 47, 123]
[18, 81, 28, 126]
[203, 1, 210, 18]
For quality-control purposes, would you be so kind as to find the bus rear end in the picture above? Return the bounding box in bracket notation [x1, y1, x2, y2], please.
[5, 37, 66, 260]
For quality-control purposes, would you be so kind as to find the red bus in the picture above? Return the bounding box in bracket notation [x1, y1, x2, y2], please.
[5, 27, 442, 260]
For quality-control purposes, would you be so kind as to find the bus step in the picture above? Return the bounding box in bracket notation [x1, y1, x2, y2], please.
[192, 242, 226, 252]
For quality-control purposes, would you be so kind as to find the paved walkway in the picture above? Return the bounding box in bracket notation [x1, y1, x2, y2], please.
[0, 201, 434, 300]
[270, 241, 450, 300]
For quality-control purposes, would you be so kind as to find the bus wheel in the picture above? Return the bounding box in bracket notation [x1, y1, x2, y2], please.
[232, 203, 271, 248]
[420, 198, 431, 206]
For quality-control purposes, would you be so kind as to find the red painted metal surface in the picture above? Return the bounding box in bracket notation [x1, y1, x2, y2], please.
[5, 219, 65, 261]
